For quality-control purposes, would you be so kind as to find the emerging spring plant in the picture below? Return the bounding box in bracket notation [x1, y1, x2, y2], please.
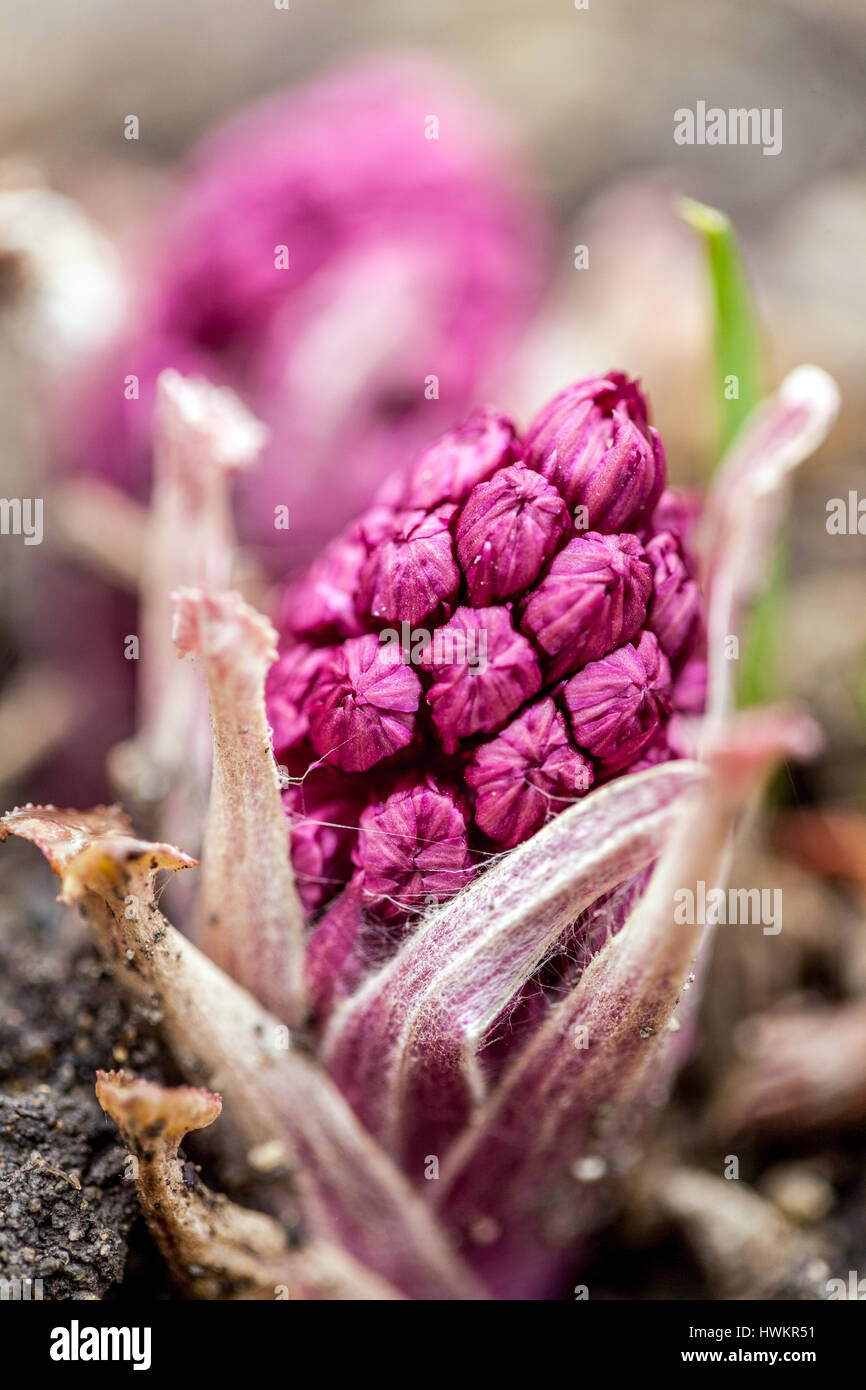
[1, 361, 837, 1300]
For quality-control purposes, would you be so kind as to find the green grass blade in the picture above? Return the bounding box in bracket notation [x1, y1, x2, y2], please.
[678, 196, 763, 457]
[679, 196, 777, 707]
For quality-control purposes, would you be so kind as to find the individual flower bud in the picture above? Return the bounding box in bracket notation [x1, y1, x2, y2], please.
[352, 783, 475, 922]
[649, 488, 702, 573]
[466, 697, 593, 848]
[672, 654, 708, 715]
[627, 732, 675, 773]
[421, 606, 542, 754]
[456, 465, 569, 604]
[308, 633, 421, 772]
[266, 643, 335, 759]
[399, 407, 522, 510]
[519, 532, 652, 683]
[284, 770, 366, 915]
[524, 373, 665, 532]
[280, 506, 394, 642]
[289, 815, 347, 915]
[564, 630, 672, 774]
[645, 530, 702, 663]
[359, 505, 461, 626]
[280, 535, 365, 643]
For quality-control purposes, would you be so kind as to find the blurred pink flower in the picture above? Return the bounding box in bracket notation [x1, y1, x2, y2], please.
[63, 55, 549, 567]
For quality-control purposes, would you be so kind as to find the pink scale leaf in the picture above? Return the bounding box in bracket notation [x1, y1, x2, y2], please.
[112, 369, 268, 853]
[173, 588, 307, 1025]
[698, 365, 840, 724]
[323, 759, 704, 1170]
[435, 709, 822, 1297]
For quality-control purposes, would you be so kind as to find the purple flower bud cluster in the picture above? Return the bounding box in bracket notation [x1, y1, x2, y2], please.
[268, 376, 706, 925]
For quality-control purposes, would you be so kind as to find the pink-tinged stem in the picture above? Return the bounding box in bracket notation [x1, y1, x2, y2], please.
[112, 370, 267, 849]
[0, 804, 484, 1300]
[433, 709, 821, 1297]
[698, 365, 839, 725]
[172, 588, 306, 1027]
[323, 761, 704, 1172]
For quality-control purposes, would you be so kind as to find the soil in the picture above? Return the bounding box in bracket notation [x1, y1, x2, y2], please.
[0, 843, 171, 1301]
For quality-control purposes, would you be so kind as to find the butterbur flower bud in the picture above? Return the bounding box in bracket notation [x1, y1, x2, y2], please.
[422, 607, 542, 754]
[627, 732, 675, 773]
[281, 506, 394, 642]
[564, 630, 672, 774]
[289, 815, 348, 915]
[268, 373, 705, 915]
[525, 373, 665, 532]
[456, 465, 569, 604]
[353, 783, 475, 922]
[645, 531, 702, 663]
[285, 771, 365, 914]
[649, 488, 702, 573]
[359, 505, 461, 626]
[672, 654, 708, 715]
[266, 643, 334, 759]
[308, 633, 422, 772]
[467, 697, 593, 848]
[281, 535, 365, 642]
[519, 532, 652, 682]
[399, 407, 522, 511]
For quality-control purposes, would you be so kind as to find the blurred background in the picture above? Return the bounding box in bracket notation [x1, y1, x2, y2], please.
[1, 0, 866, 1299]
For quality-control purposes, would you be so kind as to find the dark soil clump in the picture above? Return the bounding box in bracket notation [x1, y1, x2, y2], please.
[0, 851, 168, 1300]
